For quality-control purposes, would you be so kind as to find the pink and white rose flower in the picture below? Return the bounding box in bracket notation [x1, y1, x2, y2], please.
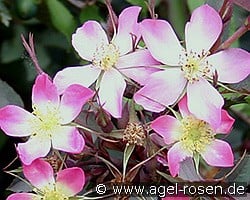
[7, 159, 85, 200]
[0, 73, 94, 165]
[135, 4, 250, 128]
[54, 6, 159, 118]
[151, 95, 235, 177]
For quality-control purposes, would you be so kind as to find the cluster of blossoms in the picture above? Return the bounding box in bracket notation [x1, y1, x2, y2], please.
[0, 3, 250, 199]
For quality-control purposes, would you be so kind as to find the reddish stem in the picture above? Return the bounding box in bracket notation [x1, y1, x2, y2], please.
[219, 15, 250, 50]
[21, 33, 43, 75]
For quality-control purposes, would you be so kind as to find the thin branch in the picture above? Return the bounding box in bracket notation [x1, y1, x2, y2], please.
[21, 33, 43, 75]
[219, 15, 250, 50]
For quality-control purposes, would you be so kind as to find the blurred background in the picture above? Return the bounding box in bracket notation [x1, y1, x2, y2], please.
[0, 0, 249, 199]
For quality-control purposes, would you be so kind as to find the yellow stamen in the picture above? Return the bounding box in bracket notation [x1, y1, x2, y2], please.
[42, 186, 68, 200]
[30, 102, 61, 139]
[92, 43, 120, 71]
[180, 116, 215, 154]
[179, 49, 212, 83]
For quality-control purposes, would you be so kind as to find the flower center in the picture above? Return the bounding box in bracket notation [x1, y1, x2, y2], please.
[180, 116, 215, 154]
[30, 103, 61, 138]
[179, 50, 212, 83]
[123, 122, 146, 146]
[92, 43, 120, 71]
[43, 189, 68, 200]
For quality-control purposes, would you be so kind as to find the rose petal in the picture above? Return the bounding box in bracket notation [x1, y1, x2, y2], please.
[17, 136, 51, 165]
[120, 66, 159, 85]
[23, 159, 54, 190]
[98, 69, 126, 118]
[53, 65, 101, 94]
[7, 193, 39, 200]
[51, 127, 84, 154]
[117, 49, 160, 85]
[185, 4, 222, 53]
[167, 142, 192, 177]
[215, 109, 235, 134]
[113, 6, 141, 55]
[140, 19, 184, 65]
[59, 84, 94, 124]
[200, 139, 234, 167]
[72, 21, 109, 61]
[187, 78, 224, 129]
[0, 105, 36, 137]
[151, 115, 181, 144]
[207, 48, 250, 83]
[56, 167, 85, 196]
[32, 73, 59, 109]
[178, 95, 191, 117]
[134, 69, 187, 112]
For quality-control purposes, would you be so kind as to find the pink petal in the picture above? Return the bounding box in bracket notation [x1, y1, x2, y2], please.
[216, 109, 235, 134]
[72, 21, 109, 61]
[32, 73, 59, 109]
[207, 48, 250, 83]
[17, 136, 51, 165]
[140, 19, 184, 65]
[7, 193, 38, 200]
[51, 127, 84, 154]
[187, 78, 224, 129]
[98, 69, 126, 118]
[117, 49, 160, 85]
[53, 65, 101, 94]
[113, 6, 141, 55]
[120, 66, 159, 85]
[200, 139, 234, 167]
[151, 115, 181, 144]
[185, 4, 222, 53]
[178, 95, 191, 117]
[134, 69, 187, 112]
[167, 142, 192, 177]
[56, 167, 85, 196]
[0, 105, 36, 137]
[59, 84, 94, 124]
[23, 158, 55, 190]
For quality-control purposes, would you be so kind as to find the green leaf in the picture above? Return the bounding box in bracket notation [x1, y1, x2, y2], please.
[45, 0, 77, 39]
[167, 0, 187, 39]
[0, 25, 25, 63]
[205, 0, 224, 10]
[0, 131, 7, 151]
[0, 79, 24, 108]
[187, 0, 206, 12]
[79, 4, 103, 22]
[123, 144, 135, 178]
[0, 1, 12, 26]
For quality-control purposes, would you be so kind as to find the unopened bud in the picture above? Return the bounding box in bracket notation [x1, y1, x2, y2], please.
[95, 109, 113, 133]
